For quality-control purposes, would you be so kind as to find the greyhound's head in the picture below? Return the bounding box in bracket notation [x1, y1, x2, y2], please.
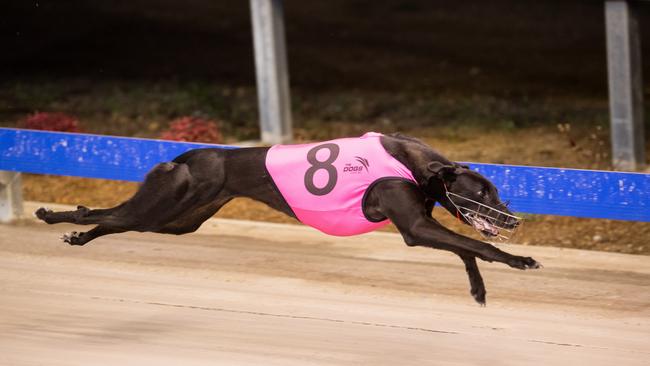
[424, 162, 521, 240]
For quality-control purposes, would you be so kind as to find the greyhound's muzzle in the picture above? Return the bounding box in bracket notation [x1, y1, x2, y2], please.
[446, 191, 523, 242]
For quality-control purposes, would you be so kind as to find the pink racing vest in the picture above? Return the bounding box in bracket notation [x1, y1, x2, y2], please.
[265, 132, 416, 236]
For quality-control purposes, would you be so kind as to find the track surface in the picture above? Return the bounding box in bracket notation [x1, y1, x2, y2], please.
[1, 204, 649, 365]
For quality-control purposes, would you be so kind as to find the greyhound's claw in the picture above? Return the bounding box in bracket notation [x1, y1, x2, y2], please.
[474, 296, 486, 307]
[471, 287, 487, 306]
[61, 231, 82, 245]
[523, 257, 543, 269]
[61, 232, 73, 242]
[509, 256, 542, 270]
[526, 260, 543, 269]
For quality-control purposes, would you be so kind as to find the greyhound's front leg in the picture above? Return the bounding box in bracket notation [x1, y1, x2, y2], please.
[370, 181, 541, 269]
[459, 254, 486, 305]
[402, 217, 542, 269]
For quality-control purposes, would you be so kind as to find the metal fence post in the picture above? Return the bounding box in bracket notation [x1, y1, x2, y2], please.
[250, 0, 293, 144]
[605, 0, 645, 170]
[0, 171, 24, 222]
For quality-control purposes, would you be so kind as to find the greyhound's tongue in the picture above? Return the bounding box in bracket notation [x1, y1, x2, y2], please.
[469, 216, 499, 236]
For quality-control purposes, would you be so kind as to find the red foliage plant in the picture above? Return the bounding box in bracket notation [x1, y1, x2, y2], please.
[160, 116, 223, 144]
[22, 112, 81, 132]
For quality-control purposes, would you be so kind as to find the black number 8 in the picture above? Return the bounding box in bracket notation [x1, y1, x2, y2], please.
[304, 143, 340, 196]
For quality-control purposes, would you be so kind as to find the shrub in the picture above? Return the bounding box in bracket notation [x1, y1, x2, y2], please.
[159, 116, 223, 143]
[22, 112, 81, 132]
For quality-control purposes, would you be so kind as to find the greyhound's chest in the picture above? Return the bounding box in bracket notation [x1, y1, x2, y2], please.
[265, 132, 415, 236]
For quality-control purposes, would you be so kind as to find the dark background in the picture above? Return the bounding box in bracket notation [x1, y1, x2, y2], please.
[3, 0, 649, 96]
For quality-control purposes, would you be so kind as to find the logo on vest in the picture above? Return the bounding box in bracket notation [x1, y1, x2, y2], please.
[343, 156, 370, 173]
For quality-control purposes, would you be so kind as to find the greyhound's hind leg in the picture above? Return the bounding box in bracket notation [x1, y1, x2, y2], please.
[156, 194, 233, 235]
[37, 150, 230, 244]
[35, 205, 127, 226]
[55, 194, 232, 246]
[35, 161, 197, 228]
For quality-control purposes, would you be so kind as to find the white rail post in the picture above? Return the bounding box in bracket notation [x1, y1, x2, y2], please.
[0, 171, 24, 222]
[250, 0, 293, 144]
[605, 0, 645, 170]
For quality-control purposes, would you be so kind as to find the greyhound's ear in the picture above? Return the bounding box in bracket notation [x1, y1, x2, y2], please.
[426, 161, 458, 181]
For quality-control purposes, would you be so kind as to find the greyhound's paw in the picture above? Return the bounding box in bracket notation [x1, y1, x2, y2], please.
[471, 287, 487, 307]
[35, 207, 52, 221]
[61, 231, 83, 246]
[527, 259, 543, 269]
[508, 256, 542, 270]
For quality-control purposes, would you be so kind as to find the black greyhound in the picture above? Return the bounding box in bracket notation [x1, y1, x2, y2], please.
[35, 133, 541, 305]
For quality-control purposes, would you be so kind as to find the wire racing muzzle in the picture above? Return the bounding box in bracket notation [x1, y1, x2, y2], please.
[446, 191, 523, 243]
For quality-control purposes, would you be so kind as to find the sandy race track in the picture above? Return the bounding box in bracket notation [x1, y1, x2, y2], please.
[1, 202, 649, 365]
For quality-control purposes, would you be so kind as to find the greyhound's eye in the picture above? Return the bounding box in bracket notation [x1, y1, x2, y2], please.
[477, 190, 487, 197]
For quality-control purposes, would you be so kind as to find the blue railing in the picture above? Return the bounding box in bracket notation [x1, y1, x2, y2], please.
[0, 128, 236, 181]
[1, 128, 649, 222]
